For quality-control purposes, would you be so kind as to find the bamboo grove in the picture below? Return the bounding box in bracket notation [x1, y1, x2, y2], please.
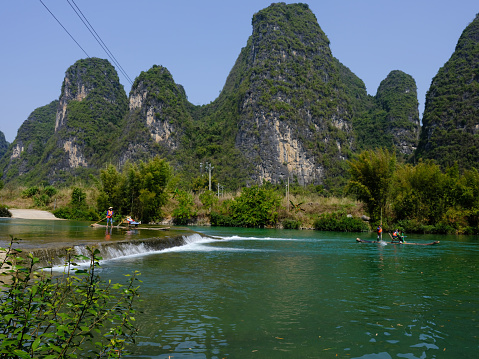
[346, 148, 479, 234]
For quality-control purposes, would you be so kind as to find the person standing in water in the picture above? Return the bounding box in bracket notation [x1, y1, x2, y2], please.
[376, 225, 382, 241]
[106, 206, 114, 228]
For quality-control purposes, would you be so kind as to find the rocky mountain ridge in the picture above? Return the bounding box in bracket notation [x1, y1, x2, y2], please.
[1, 3, 476, 191]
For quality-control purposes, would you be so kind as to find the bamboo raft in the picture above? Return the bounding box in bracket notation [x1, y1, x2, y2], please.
[356, 238, 440, 246]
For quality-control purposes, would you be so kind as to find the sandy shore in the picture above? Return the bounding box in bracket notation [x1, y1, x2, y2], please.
[9, 209, 60, 220]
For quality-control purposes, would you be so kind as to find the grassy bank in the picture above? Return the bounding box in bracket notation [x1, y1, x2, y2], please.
[0, 184, 367, 230]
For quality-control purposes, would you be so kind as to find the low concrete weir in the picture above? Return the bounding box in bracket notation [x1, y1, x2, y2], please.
[27, 232, 207, 267]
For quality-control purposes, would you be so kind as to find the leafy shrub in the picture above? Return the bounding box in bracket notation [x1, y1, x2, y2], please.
[172, 190, 197, 225]
[52, 186, 98, 221]
[282, 219, 301, 229]
[199, 190, 218, 210]
[210, 185, 281, 228]
[313, 211, 368, 232]
[430, 222, 456, 235]
[43, 185, 57, 197]
[21, 186, 40, 198]
[21, 186, 58, 208]
[0, 206, 11, 217]
[0, 237, 140, 358]
[210, 211, 244, 227]
[229, 185, 281, 228]
[33, 193, 51, 207]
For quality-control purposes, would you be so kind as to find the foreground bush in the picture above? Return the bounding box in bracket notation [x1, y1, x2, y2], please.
[0, 237, 141, 358]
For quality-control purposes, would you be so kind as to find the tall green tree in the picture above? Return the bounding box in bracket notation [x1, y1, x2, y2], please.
[229, 185, 281, 228]
[135, 156, 172, 222]
[97, 157, 172, 223]
[391, 160, 447, 224]
[96, 164, 127, 215]
[346, 148, 396, 223]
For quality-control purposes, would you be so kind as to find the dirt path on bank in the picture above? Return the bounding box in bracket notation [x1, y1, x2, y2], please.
[9, 209, 60, 220]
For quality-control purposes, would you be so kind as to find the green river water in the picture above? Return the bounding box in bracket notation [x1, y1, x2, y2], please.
[1, 219, 478, 358]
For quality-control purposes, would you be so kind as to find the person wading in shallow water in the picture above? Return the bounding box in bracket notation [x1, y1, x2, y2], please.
[376, 225, 382, 241]
[106, 207, 114, 228]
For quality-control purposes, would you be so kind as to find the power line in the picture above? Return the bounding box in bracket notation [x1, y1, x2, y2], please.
[38, 0, 90, 58]
[67, 0, 134, 86]
[39, 0, 134, 86]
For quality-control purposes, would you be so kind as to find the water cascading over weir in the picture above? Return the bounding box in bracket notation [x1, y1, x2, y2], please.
[27, 232, 207, 268]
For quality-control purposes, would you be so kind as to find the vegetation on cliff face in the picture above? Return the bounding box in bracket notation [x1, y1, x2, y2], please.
[54, 58, 128, 166]
[353, 70, 420, 156]
[114, 65, 192, 163]
[0, 101, 57, 183]
[0, 131, 8, 159]
[8, 58, 128, 185]
[416, 13, 479, 169]
[228, 3, 359, 191]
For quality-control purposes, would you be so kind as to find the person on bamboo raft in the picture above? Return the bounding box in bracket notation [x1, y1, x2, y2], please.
[392, 229, 404, 243]
[126, 215, 141, 226]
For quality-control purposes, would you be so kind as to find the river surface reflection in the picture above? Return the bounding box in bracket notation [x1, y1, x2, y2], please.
[1, 220, 478, 358]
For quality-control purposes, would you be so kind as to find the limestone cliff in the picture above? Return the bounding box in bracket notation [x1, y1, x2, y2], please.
[0, 131, 8, 160]
[354, 70, 420, 155]
[416, 13, 479, 168]
[2, 58, 128, 184]
[114, 65, 191, 165]
[0, 101, 57, 182]
[376, 71, 420, 155]
[220, 3, 363, 188]
[52, 58, 128, 170]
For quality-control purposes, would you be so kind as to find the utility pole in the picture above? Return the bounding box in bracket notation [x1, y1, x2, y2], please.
[287, 177, 290, 212]
[205, 162, 214, 191]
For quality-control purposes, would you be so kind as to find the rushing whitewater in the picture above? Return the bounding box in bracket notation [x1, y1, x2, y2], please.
[33, 233, 208, 268]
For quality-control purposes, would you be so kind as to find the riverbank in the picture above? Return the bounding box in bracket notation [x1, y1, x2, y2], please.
[9, 209, 60, 220]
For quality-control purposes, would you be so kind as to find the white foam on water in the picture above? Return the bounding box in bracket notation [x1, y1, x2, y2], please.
[160, 234, 271, 254]
[47, 233, 209, 270]
[47, 232, 311, 271]
[216, 235, 317, 242]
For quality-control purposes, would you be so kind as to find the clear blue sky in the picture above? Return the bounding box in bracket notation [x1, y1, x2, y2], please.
[0, 1, 477, 142]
